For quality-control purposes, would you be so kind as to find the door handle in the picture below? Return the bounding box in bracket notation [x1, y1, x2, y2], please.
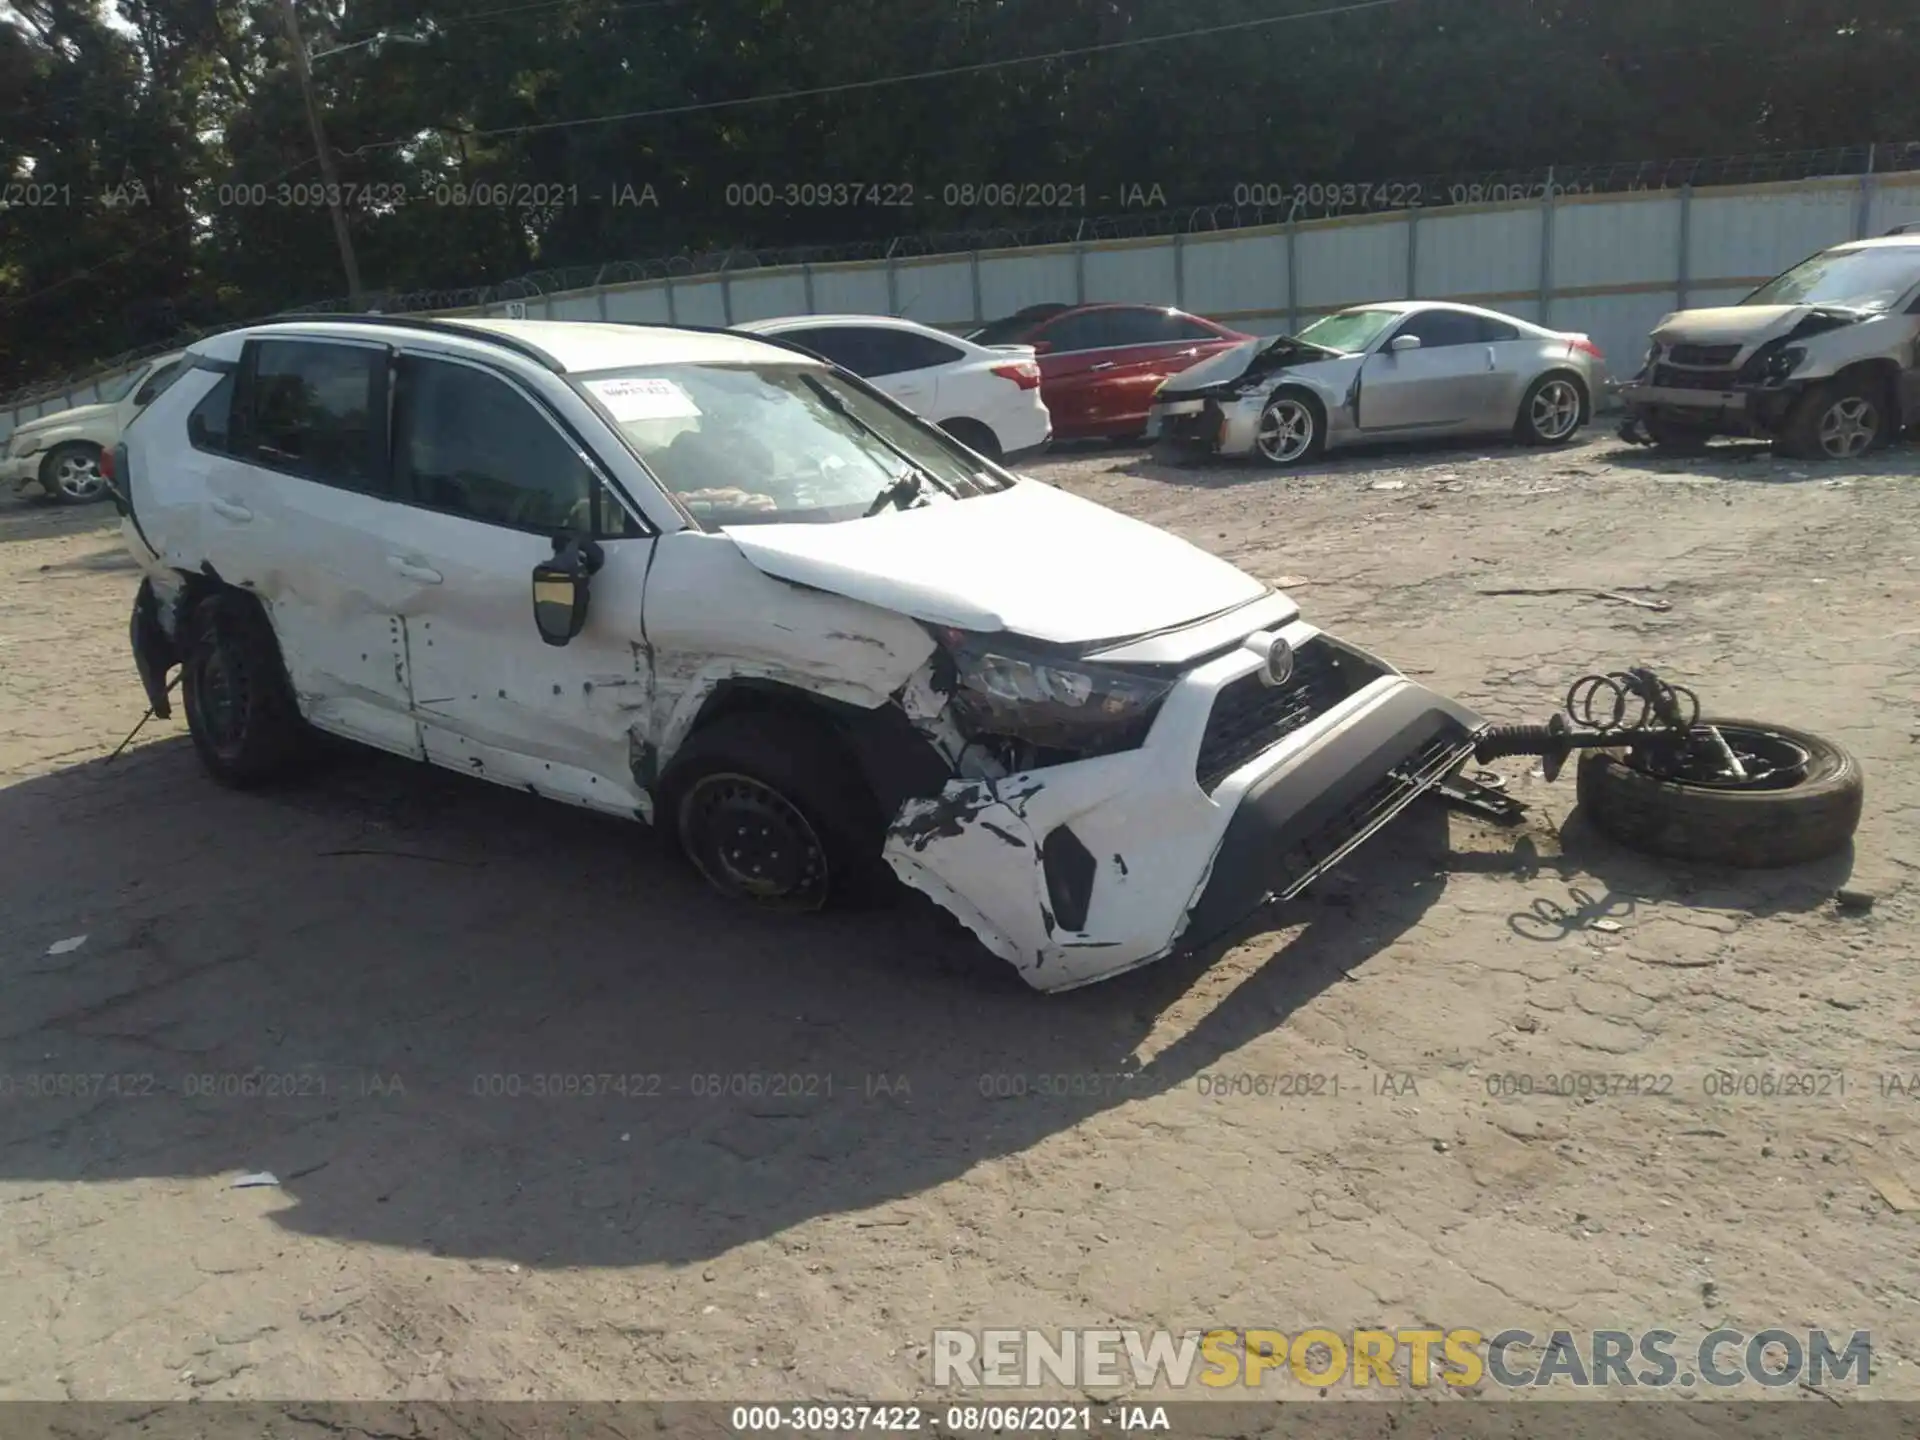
[1089, 362, 1118, 372]
[210, 499, 252, 522]
[388, 556, 443, 584]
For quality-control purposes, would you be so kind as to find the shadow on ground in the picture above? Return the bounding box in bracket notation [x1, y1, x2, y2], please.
[0, 734, 1461, 1268]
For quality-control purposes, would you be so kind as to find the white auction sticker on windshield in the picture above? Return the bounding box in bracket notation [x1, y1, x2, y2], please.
[587, 376, 702, 421]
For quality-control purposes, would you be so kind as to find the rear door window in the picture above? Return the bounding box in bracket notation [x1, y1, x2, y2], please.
[777, 328, 873, 374]
[237, 339, 387, 493]
[858, 328, 967, 377]
[1031, 310, 1116, 354]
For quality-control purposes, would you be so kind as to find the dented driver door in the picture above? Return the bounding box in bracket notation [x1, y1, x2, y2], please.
[380, 352, 658, 820]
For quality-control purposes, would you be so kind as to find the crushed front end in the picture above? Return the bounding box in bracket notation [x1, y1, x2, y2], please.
[882, 614, 1485, 991]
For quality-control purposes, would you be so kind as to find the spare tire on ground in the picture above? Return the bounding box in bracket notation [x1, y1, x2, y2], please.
[1575, 718, 1863, 869]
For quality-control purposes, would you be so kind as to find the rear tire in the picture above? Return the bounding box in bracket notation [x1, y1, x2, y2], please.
[1575, 718, 1862, 868]
[1515, 372, 1587, 446]
[180, 591, 311, 788]
[939, 417, 1003, 462]
[660, 710, 894, 910]
[1775, 375, 1893, 461]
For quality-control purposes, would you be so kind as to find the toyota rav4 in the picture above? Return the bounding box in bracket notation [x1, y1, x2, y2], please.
[115, 316, 1488, 992]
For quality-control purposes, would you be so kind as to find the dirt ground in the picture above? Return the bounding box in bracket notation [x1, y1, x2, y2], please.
[2, 428, 1918, 1406]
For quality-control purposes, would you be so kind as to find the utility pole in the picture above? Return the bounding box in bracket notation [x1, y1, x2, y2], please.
[277, 0, 364, 307]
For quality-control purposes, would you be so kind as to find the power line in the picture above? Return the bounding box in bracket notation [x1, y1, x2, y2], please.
[346, 0, 1414, 149]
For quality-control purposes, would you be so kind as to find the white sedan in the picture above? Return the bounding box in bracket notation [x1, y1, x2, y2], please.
[735, 314, 1051, 463]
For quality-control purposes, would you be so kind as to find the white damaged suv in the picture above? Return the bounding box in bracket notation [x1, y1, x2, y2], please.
[116, 316, 1487, 992]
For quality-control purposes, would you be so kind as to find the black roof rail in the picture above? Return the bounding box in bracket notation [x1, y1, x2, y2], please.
[1886, 222, 1920, 236]
[257, 312, 566, 373]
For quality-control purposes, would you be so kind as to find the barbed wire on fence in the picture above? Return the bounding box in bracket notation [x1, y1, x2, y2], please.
[7, 139, 1918, 417]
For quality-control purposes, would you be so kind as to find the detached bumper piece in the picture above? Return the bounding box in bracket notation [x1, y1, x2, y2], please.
[1182, 685, 1479, 952]
[130, 578, 180, 719]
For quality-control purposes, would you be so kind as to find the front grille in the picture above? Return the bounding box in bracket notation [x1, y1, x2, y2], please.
[1652, 364, 1739, 391]
[1195, 637, 1354, 792]
[1666, 343, 1742, 368]
[1271, 730, 1472, 903]
[1157, 402, 1220, 448]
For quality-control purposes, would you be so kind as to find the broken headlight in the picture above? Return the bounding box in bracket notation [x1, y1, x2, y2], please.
[935, 628, 1174, 755]
[1740, 342, 1808, 385]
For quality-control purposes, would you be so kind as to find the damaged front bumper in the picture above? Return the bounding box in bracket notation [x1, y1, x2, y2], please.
[1145, 392, 1269, 457]
[1615, 376, 1801, 437]
[882, 623, 1484, 991]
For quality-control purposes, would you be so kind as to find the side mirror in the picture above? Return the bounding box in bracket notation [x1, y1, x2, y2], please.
[1389, 334, 1423, 354]
[531, 534, 605, 647]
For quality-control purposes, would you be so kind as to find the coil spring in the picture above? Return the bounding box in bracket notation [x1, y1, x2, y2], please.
[1565, 670, 1699, 734]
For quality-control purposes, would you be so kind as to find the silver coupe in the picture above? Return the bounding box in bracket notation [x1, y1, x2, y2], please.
[1145, 301, 1610, 465]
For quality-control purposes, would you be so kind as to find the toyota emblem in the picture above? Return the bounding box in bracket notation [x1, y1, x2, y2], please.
[1259, 636, 1295, 688]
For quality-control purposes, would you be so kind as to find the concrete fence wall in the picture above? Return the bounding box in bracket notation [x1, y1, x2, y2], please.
[7, 169, 1919, 448]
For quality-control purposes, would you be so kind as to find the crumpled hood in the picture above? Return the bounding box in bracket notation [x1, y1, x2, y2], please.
[11, 400, 115, 438]
[723, 478, 1268, 646]
[1156, 339, 1266, 396]
[1652, 303, 1861, 350]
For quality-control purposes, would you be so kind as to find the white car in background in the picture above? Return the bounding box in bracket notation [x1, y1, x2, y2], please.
[735, 314, 1051, 463]
[2, 351, 188, 503]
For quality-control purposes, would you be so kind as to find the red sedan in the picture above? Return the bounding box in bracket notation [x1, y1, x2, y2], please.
[967, 303, 1253, 441]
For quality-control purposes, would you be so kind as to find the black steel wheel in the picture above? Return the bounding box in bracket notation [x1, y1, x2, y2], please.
[1576, 717, 1862, 868]
[660, 709, 893, 909]
[678, 771, 832, 911]
[180, 590, 310, 787]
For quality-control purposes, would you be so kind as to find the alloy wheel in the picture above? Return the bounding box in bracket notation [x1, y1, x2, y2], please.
[1255, 398, 1315, 464]
[1817, 396, 1879, 459]
[51, 450, 105, 502]
[1531, 379, 1582, 441]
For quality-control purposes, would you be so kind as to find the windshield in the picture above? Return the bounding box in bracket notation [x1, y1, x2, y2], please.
[577, 362, 1011, 527]
[1293, 309, 1401, 353]
[1745, 247, 1920, 311]
[99, 368, 145, 404]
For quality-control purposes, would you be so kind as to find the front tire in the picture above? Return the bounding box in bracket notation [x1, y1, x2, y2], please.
[1776, 375, 1892, 461]
[1576, 718, 1862, 868]
[661, 710, 893, 911]
[39, 442, 108, 504]
[1253, 389, 1325, 467]
[180, 591, 310, 787]
[1516, 373, 1586, 446]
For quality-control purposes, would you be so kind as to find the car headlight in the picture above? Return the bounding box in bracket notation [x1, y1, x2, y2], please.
[1739, 342, 1808, 384]
[1764, 345, 1807, 380]
[936, 628, 1174, 754]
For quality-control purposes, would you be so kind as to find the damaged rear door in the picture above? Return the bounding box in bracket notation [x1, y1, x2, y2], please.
[380, 351, 657, 818]
[227, 336, 425, 759]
